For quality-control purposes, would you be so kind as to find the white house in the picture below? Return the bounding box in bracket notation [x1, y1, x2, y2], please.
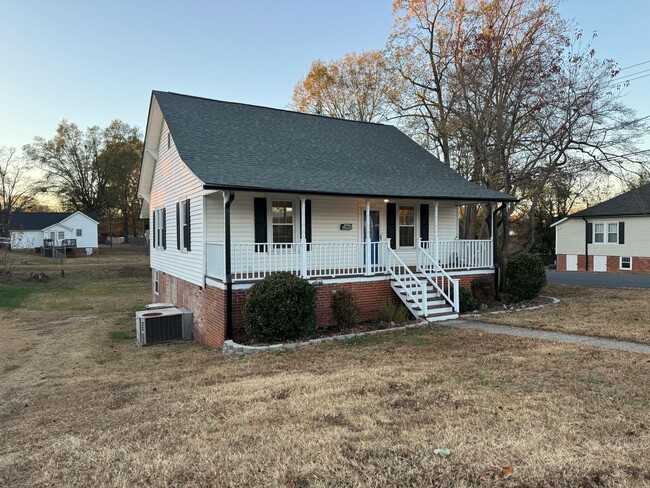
[553, 183, 650, 274]
[9, 211, 99, 254]
[137, 91, 515, 348]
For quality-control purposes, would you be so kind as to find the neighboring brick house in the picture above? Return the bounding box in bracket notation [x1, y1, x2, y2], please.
[553, 183, 650, 274]
[137, 91, 515, 348]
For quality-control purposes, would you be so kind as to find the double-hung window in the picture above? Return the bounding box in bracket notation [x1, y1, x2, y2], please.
[398, 206, 415, 247]
[153, 208, 166, 249]
[271, 200, 294, 246]
[594, 223, 605, 243]
[593, 222, 618, 244]
[620, 257, 632, 270]
[607, 223, 618, 243]
[76, 229, 82, 237]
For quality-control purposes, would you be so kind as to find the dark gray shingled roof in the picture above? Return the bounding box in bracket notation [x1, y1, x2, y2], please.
[8, 212, 98, 230]
[571, 183, 650, 218]
[153, 91, 516, 202]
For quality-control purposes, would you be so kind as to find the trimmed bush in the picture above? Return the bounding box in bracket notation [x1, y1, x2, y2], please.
[243, 272, 316, 342]
[459, 287, 477, 313]
[377, 300, 411, 324]
[471, 276, 495, 305]
[505, 253, 547, 302]
[331, 289, 359, 329]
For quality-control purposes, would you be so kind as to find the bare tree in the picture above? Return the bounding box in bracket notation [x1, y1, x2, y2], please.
[0, 147, 35, 237]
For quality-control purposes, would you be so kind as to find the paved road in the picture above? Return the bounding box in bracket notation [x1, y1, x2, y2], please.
[447, 320, 650, 354]
[546, 271, 650, 288]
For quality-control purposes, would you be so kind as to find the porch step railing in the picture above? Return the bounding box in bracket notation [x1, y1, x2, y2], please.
[417, 242, 459, 313]
[421, 239, 492, 269]
[206, 241, 389, 281]
[386, 245, 428, 317]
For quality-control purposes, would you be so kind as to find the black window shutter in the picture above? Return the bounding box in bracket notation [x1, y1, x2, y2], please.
[420, 204, 429, 242]
[176, 202, 181, 250]
[162, 208, 167, 249]
[185, 199, 191, 251]
[586, 222, 593, 244]
[386, 203, 396, 250]
[254, 197, 267, 252]
[305, 199, 312, 250]
[619, 222, 625, 244]
[152, 210, 157, 247]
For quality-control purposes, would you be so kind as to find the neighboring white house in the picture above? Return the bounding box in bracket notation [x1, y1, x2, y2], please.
[553, 183, 650, 274]
[137, 91, 516, 348]
[8, 211, 99, 254]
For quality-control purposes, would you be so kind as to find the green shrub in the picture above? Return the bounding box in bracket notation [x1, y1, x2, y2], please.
[377, 300, 411, 324]
[331, 289, 359, 329]
[458, 287, 477, 313]
[243, 272, 316, 342]
[505, 253, 547, 302]
[471, 276, 495, 305]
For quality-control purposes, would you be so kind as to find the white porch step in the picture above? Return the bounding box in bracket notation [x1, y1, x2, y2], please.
[425, 313, 459, 322]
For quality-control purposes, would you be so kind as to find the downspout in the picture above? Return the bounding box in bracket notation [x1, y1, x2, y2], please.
[492, 202, 507, 300]
[225, 191, 236, 341]
[582, 217, 589, 272]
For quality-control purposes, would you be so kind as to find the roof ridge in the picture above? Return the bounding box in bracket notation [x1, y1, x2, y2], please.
[153, 90, 393, 128]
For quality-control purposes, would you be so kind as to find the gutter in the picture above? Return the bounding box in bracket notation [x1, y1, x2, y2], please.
[492, 202, 507, 299]
[225, 191, 236, 341]
[582, 217, 589, 272]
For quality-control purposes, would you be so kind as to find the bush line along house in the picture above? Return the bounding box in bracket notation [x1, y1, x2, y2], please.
[553, 182, 650, 274]
[137, 91, 516, 348]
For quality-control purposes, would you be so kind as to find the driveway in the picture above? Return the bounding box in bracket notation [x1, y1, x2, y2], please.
[547, 270, 650, 288]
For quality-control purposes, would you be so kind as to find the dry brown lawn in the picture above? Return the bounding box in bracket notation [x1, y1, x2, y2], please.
[477, 285, 650, 345]
[1, 260, 649, 487]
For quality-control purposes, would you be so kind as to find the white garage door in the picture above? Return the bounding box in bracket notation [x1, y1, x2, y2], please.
[566, 254, 578, 271]
[593, 255, 607, 272]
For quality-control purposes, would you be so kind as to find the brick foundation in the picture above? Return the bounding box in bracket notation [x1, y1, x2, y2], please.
[152, 270, 494, 349]
[556, 254, 650, 274]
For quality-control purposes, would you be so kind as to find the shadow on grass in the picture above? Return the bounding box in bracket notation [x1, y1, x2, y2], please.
[343, 326, 457, 348]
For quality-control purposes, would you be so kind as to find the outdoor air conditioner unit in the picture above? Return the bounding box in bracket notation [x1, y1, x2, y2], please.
[135, 307, 193, 346]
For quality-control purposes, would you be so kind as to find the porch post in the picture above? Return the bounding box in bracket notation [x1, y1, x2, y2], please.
[434, 202, 439, 263]
[300, 196, 307, 278]
[365, 199, 371, 276]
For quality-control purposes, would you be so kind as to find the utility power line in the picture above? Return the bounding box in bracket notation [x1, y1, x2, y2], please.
[619, 60, 650, 71]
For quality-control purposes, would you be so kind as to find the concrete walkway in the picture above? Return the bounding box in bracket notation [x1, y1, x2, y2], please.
[445, 320, 650, 354]
[547, 270, 650, 288]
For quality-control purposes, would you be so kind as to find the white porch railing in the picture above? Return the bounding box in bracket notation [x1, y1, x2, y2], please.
[206, 242, 225, 280]
[417, 243, 459, 313]
[422, 239, 493, 269]
[206, 241, 389, 282]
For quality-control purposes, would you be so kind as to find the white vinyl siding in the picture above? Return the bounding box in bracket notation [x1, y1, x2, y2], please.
[149, 120, 205, 286]
[555, 216, 650, 258]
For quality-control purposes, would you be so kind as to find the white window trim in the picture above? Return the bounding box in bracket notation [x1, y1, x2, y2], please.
[593, 221, 618, 244]
[154, 270, 159, 294]
[620, 256, 632, 270]
[268, 198, 298, 247]
[397, 204, 417, 249]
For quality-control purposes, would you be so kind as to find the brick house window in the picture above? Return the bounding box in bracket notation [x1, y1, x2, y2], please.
[154, 270, 159, 294]
[620, 257, 632, 270]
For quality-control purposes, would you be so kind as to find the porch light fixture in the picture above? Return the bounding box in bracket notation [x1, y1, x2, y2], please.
[383, 199, 389, 202]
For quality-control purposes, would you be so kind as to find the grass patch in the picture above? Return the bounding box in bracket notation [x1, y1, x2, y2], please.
[0, 283, 43, 308]
[109, 330, 136, 342]
[477, 284, 650, 344]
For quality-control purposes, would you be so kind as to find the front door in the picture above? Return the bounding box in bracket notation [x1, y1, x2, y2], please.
[363, 210, 380, 265]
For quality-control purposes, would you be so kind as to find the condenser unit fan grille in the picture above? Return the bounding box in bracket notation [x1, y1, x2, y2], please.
[145, 315, 183, 343]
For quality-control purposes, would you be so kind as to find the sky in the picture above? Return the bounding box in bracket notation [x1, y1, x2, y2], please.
[1, 0, 650, 151]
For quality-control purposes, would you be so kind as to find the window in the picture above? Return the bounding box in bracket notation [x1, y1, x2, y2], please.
[594, 223, 604, 243]
[607, 223, 618, 243]
[154, 270, 159, 294]
[154, 208, 166, 249]
[76, 229, 82, 237]
[398, 206, 415, 247]
[620, 257, 632, 270]
[58, 231, 64, 239]
[177, 199, 190, 251]
[167, 132, 171, 149]
[49, 231, 55, 239]
[271, 200, 294, 245]
[593, 222, 618, 244]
